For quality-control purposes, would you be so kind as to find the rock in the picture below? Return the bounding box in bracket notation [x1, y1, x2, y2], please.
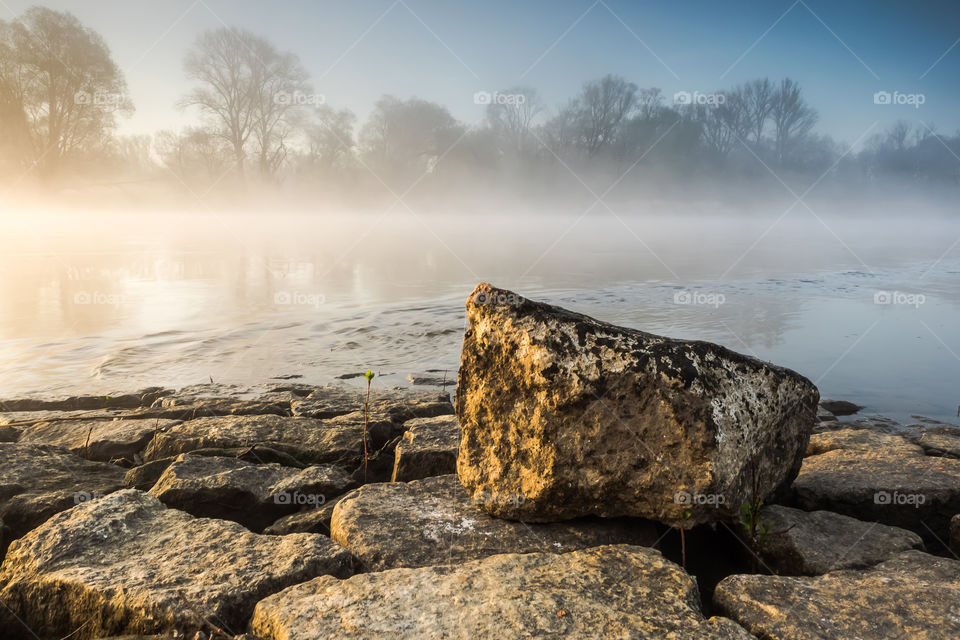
[815, 405, 836, 422]
[952, 514, 960, 556]
[0, 443, 125, 555]
[456, 282, 819, 527]
[407, 373, 454, 387]
[137, 397, 291, 420]
[804, 428, 923, 457]
[0, 388, 167, 412]
[0, 490, 351, 639]
[753, 505, 923, 575]
[18, 418, 179, 463]
[149, 455, 355, 532]
[330, 474, 659, 571]
[916, 426, 960, 458]
[79, 636, 165, 640]
[291, 385, 453, 423]
[142, 413, 389, 468]
[188, 445, 307, 467]
[251, 544, 753, 640]
[123, 457, 177, 490]
[0, 426, 19, 442]
[845, 416, 904, 433]
[264, 501, 338, 536]
[391, 416, 459, 482]
[0, 409, 124, 424]
[814, 416, 906, 435]
[714, 550, 960, 639]
[793, 448, 960, 543]
[818, 400, 863, 416]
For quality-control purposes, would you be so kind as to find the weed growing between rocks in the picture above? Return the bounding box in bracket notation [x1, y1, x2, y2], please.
[362, 369, 375, 482]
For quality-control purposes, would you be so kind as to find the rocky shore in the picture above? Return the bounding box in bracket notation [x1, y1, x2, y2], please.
[1, 283, 959, 639]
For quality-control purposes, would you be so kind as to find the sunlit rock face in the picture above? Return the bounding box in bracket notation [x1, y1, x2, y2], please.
[455, 283, 818, 527]
[251, 545, 755, 640]
[0, 490, 352, 639]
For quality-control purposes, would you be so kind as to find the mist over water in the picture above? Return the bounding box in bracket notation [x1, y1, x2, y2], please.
[2, 199, 958, 426]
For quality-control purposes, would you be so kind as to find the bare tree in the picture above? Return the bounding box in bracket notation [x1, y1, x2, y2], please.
[484, 86, 543, 154]
[181, 27, 310, 181]
[538, 105, 578, 158]
[304, 104, 356, 170]
[693, 90, 749, 158]
[359, 96, 463, 178]
[571, 74, 638, 156]
[770, 78, 818, 166]
[156, 126, 233, 184]
[886, 120, 911, 152]
[0, 7, 130, 176]
[740, 78, 774, 147]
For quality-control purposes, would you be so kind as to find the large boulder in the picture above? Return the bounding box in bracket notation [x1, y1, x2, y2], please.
[0, 490, 351, 639]
[142, 413, 390, 468]
[251, 545, 753, 640]
[330, 474, 659, 571]
[391, 415, 460, 482]
[715, 550, 960, 639]
[456, 283, 819, 526]
[149, 454, 354, 531]
[18, 418, 180, 463]
[0, 443, 125, 555]
[753, 505, 923, 575]
[793, 447, 960, 543]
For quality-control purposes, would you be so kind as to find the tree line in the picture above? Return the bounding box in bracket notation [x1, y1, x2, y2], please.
[1, 6, 958, 199]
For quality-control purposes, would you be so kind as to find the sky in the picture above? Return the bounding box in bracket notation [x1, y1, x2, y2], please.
[3, 0, 958, 146]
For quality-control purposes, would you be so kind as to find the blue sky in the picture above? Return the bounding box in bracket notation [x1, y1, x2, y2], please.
[4, 0, 958, 145]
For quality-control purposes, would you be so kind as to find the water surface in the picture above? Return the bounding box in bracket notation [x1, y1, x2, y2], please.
[1, 206, 958, 426]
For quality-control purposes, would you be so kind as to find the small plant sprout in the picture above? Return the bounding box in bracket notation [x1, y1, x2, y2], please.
[362, 369, 375, 482]
[739, 499, 771, 544]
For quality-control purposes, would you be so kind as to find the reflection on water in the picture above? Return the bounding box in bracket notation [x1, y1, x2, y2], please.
[1, 208, 958, 426]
